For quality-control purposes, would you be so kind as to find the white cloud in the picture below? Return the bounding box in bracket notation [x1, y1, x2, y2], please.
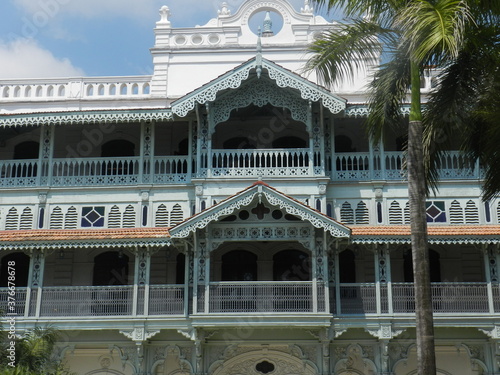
[0, 39, 84, 79]
[13, 0, 160, 20]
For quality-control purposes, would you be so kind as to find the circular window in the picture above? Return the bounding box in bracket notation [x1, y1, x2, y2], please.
[248, 10, 284, 37]
[174, 35, 187, 45]
[208, 33, 221, 45]
[191, 34, 203, 45]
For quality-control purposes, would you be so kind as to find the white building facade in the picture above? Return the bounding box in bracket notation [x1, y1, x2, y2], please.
[1, 1, 499, 374]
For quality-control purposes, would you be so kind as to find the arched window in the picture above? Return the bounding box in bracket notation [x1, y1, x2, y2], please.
[339, 249, 356, 283]
[93, 251, 129, 286]
[176, 253, 186, 284]
[272, 136, 307, 148]
[273, 250, 310, 281]
[101, 140, 135, 175]
[404, 249, 441, 282]
[221, 250, 257, 281]
[101, 140, 135, 157]
[14, 141, 39, 159]
[0, 253, 30, 287]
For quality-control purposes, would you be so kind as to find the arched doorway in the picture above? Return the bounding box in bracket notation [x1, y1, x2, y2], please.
[221, 250, 257, 281]
[92, 251, 130, 315]
[404, 249, 441, 282]
[0, 252, 30, 287]
[273, 249, 310, 281]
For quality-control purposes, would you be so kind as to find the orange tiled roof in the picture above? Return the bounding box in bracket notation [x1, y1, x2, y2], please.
[0, 228, 171, 242]
[350, 225, 500, 236]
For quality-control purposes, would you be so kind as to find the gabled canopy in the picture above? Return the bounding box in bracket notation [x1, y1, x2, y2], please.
[171, 57, 346, 118]
[169, 181, 351, 238]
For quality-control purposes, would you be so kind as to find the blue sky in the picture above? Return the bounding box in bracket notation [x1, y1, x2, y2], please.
[0, 0, 336, 79]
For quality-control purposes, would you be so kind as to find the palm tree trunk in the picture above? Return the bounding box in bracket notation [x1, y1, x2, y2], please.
[408, 60, 437, 375]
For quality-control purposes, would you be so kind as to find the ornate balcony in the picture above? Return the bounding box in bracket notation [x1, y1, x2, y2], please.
[1, 282, 497, 320]
[0, 151, 481, 188]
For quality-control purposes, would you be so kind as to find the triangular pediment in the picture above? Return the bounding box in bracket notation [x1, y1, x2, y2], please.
[171, 57, 346, 118]
[169, 182, 351, 238]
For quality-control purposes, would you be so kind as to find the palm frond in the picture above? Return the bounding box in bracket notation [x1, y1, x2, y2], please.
[366, 46, 411, 143]
[304, 19, 388, 86]
[398, 0, 473, 63]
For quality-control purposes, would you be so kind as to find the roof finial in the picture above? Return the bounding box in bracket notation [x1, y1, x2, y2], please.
[157, 6, 171, 27]
[256, 27, 262, 79]
[262, 11, 274, 37]
[301, 0, 314, 14]
[218, 2, 231, 17]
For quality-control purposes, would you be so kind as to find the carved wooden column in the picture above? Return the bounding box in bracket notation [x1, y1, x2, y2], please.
[25, 249, 45, 317]
[133, 246, 151, 316]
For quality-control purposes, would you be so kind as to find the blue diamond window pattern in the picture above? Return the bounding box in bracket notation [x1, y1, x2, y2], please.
[426, 201, 446, 223]
[81, 206, 105, 227]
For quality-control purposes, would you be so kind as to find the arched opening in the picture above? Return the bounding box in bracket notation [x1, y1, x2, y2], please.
[176, 253, 186, 284]
[93, 251, 129, 286]
[92, 251, 130, 315]
[339, 249, 356, 283]
[13, 141, 39, 178]
[101, 140, 135, 175]
[273, 249, 310, 281]
[0, 253, 30, 287]
[101, 140, 135, 157]
[14, 141, 39, 159]
[221, 250, 257, 281]
[404, 249, 441, 282]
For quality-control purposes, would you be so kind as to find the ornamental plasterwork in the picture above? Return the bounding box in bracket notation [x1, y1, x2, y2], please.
[212, 77, 308, 125]
[172, 65, 254, 118]
[211, 225, 312, 242]
[240, 1, 292, 25]
[120, 328, 160, 342]
[263, 191, 350, 238]
[0, 110, 173, 127]
[170, 190, 257, 238]
[345, 105, 411, 118]
[263, 60, 345, 114]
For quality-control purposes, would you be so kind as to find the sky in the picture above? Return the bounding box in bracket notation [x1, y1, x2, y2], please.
[0, 0, 337, 80]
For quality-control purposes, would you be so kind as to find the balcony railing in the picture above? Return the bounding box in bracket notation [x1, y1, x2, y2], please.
[333, 151, 480, 181]
[1, 282, 499, 319]
[334, 282, 492, 315]
[206, 281, 323, 313]
[0, 150, 481, 187]
[210, 149, 313, 178]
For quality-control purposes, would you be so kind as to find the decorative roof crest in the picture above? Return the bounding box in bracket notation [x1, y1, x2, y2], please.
[301, 0, 314, 14]
[218, 2, 231, 17]
[157, 6, 171, 27]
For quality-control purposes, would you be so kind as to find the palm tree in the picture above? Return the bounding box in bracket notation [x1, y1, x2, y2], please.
[423, 1, 500, 201]
[306, 1, 473, 374]
[0, 326, 72, 375]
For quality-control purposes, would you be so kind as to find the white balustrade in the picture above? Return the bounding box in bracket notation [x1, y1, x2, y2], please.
[148, 285, 185, 315]
[208, 281, 317, 313]
[51, 157, 140, 186]
[211, 149, 312, 177]
[0, 287, 27, 316]
[153, 156, 190, 183]
[39, 286, 134, 317]
[333, 151, 478, 181]
[339, 283, 377, 314]
[0, 160, 39, 187]
[0, 77, 151, 101]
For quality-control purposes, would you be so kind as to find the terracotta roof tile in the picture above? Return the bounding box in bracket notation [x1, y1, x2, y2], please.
[0, 228, 171, 242]
[350, 225, 500, 236]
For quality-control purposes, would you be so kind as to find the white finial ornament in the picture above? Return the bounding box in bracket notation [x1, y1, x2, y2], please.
[301, 0, 314, 14]
[218, 2, 231, 16]
[158, 6, 171, 26]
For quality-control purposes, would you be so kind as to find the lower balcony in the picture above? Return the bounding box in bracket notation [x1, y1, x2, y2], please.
[1, 282, 498, 319]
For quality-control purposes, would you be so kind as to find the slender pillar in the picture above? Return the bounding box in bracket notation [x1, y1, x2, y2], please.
[133, 246, 150, 316]
[483, 244, 499, 314]
[38, 124, 55, 186]
[25, 249, 45, 318]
